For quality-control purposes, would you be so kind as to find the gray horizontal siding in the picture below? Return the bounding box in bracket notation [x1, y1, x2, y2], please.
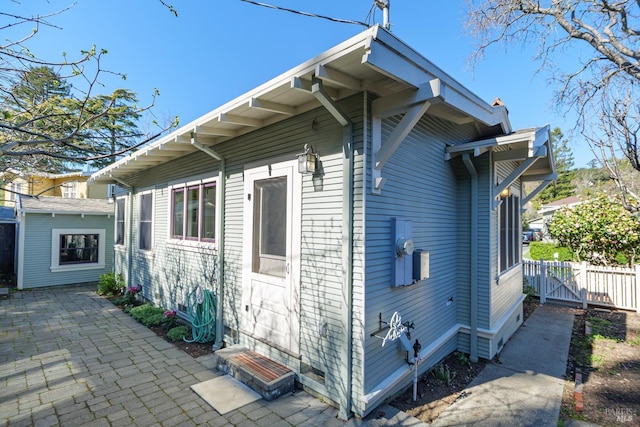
[363, 113, 477, 392]
[120, 93, 365, 411]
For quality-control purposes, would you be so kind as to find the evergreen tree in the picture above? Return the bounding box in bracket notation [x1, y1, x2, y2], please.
[537, 127, 576, 204]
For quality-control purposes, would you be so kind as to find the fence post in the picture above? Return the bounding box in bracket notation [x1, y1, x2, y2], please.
[581, 261, 588, 309]
[540, 258, 546, 304]
[636, 265, 640, 314]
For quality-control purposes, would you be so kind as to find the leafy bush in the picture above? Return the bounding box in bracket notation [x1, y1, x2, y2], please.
[529, 242, 575, 262]
[167, 326, 190, 342]
[129, 304, 165, 327]
[548, 195, 640, 266]
[97, 272, 125, 296]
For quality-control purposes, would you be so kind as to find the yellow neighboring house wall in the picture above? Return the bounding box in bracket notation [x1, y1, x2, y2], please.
[0, 171, 108, 207]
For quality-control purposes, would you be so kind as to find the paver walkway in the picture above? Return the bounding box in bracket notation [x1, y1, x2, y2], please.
[1, 285, 399, 426]
[0, 285, 574, 426]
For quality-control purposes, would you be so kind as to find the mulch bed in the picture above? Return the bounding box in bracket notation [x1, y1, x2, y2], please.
[105, 295, 214, 359]
[148, 324, 214, 358]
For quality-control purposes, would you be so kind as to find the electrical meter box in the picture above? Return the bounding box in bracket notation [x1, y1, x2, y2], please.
[413, 249, 430, 282]
[391, 217, 414, 287]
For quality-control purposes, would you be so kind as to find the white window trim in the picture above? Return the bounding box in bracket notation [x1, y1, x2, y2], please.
[137, 189, 155, 254]
[167, 177, 218, 247]
[51, 228, 106, 272]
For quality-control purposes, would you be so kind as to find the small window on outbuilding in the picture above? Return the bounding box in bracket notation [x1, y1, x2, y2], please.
[51, 228, 106, 272]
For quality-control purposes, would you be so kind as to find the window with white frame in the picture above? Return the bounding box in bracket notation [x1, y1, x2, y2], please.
[51, 229, 106, 272]
[170, 181, 216, 242]
[499, 193, 521, 272]
[139, 192, 153, 250]
[115, 198, 125, 246]
[62, 181, 78, 198]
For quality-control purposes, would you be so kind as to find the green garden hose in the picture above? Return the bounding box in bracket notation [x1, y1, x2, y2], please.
[184, 286, 216, 343]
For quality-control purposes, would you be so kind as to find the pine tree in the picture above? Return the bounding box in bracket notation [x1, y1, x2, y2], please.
[537, 127, 576, 204]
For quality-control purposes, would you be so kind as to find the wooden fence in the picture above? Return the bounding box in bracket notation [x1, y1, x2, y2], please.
[523, 260, 640, 312]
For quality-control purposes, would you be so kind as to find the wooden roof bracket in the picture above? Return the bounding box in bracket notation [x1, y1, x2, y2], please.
[492, 145, 546, 210]
[370, 79, 442, 194]
[520, 172, 558, 211]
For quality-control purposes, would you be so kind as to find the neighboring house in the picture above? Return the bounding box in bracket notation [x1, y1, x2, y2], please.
[15, 196, 115, 290]
[90, 26, 556, 419]
[0, 170, 109, 207]
[529, 195, 582, 237]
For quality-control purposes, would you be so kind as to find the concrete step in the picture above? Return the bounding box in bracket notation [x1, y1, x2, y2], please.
[0, 288, 9, 299]
[215, 345, 294, 401]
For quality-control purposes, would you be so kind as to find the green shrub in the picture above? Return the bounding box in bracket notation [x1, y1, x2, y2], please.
[97, 272, 126, 296]
[129, 304, 165, 327]
[529, 242, 575, 262]
[431, 363, 456, 386]
[167, 326, 190, 342]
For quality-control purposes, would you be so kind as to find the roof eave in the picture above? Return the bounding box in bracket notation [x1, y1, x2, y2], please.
[90, 25, 512, 185]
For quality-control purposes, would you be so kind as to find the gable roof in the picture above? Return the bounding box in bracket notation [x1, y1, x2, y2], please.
[543, 195, 582, 207]
[90, 25, 512, 185]
[17, 196, 113, 216]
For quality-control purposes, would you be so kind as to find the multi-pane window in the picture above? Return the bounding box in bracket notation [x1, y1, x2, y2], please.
[171, 182, 216, 242]
[139, 193, 153, 250]
[115, 198, 125, 246]
[62, 181, 78, 198]
[499, 194, 521, 272]
[59, 234, 99, 265]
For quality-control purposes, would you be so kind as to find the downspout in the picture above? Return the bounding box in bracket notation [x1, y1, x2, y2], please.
[111, 176, 134, 288]
[311, 79, 354, 420]
[461, 153, 479, 363]
[191, 133, 226, 351]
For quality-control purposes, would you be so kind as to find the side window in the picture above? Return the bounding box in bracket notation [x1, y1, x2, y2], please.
[499, 194, 521, 272]
[115, 198, 125, 246]
[139, 193, 153, 250]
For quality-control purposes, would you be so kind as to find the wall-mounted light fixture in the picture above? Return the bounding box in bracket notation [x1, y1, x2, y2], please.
[297, 143, 319, 174]
[499, 187, 511, 199]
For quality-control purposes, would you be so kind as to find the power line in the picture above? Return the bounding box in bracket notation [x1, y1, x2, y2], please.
[238, 0, 370, 28]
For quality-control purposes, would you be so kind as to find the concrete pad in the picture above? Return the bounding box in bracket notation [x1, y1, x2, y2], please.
[432, 365, 564, 427]
[497, 305, 574, 379]
[190, 375, 261, 415]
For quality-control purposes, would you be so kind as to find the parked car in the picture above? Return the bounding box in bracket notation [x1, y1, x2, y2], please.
[522, 230, 535, 245]
[529, 228, 543, 241]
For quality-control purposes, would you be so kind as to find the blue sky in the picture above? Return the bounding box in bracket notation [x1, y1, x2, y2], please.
[9, 0, 593, 167]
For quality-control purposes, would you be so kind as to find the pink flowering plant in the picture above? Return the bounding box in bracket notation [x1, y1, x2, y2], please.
[548, 195, 640, 266]
[122, 285, 141, 306]
[163, 309, 178, 330]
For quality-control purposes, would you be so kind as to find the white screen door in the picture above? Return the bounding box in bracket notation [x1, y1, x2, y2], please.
[242, 160, 300, 354]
